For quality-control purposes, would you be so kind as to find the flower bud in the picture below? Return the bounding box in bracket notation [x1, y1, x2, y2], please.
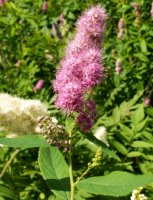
[117, 29, 124, 39]
[34, 80, 44, 92]
[42, 1, 47, 12]
[118, 18, 125, 29]
[144, 98, 151, 107]
[115, 59, 122, 74]
[131, 2, 141, 17]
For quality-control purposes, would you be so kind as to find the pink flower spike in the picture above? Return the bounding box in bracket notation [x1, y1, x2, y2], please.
[53, 6, 107, 131]
[34, 80, 44, 92]
[115, 59, 122, 74]
[42, 1, 47, 12]
[0, 0, 6, 7]
[151, 2, 153, 18]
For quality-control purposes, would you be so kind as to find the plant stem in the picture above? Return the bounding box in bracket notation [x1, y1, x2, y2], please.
[68, 130, 75, 200]
[75, 167, 91, 185]
[0, 149, 20, 178]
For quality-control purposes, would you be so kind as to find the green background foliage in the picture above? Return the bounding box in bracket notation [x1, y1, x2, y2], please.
[0, 0, 153, 199]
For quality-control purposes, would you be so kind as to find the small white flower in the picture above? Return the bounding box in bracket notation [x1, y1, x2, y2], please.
[130, 196, 135, 200]
[94, 126, 109, 146]
[130, 187, 148, 200]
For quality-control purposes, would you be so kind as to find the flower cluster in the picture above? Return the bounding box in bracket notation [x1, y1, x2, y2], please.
[115, 59, 123, 74]
[117, 18, 125, 39]
[37, 116, 70, 151]
[88, 147, 102, 168]
[130, 187, 148, 200]
[0, 93, 48, 134]
[151, 2, 153, 18]
[53, 6, 107, 131]
[131, 2, 141, 25]
[132, 2, 141, 17]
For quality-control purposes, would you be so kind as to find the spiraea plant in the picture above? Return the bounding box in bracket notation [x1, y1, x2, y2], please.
[0, 3, 153, 200]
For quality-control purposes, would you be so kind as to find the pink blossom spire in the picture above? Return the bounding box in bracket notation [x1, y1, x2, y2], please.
[42, 1, 47, 12]
[0, 0, 6, 6]
[53, 6, 107, 132]
[151, 2, 153, 18]
[115, 59, 123, 74]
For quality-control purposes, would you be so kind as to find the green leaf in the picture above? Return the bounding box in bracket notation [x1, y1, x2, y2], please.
[128, 91, 143, 107]
[65, 117, 75, 133]
[127, 151, 144, 157]
[0, 185, 17, 200]
[145, 155, 153, 161]
[0, 135, 49, 148]
[112, 106, 120, 124]
[140, 39, 147, 53]
[38, 146, 70, 200]
[131, 104, 144, 126]
[119, 123, 133, 138]
[134, 118, 147, 132]
[132, 141, 153, 148]
[119, 101, 130, 118]
[112, 141, 127, 155]
[82, 133, 120, 161]
[146, 107, 153, 117]
[102, 117, 115, 127]
[77, 171, 153, 197]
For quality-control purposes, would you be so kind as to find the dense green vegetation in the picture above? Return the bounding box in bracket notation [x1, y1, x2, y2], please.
[0, 0, 153, 199]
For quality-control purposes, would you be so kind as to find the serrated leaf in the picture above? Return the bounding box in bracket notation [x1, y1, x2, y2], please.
[127, 151, 144, 157]
[0, 135, 49, 148]
[38, 146, 70, 200]
[81, 133, 120, 161]
[77, 171, 153, 197]
[119, 123, 133, 137]
[131, 104, 144, 125]
[132, 141, 153, 148]
[102, 117, 115, 127]
[119, 101, 130, 118]
[128, 91, 143, 107]
[134, 118, 147, 132]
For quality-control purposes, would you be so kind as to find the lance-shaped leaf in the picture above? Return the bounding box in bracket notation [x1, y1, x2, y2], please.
[39, 146, 70, 200]
[77, 171, 153, 197]
[0, 135, 49, 148]
[81, 132, 120, 161]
